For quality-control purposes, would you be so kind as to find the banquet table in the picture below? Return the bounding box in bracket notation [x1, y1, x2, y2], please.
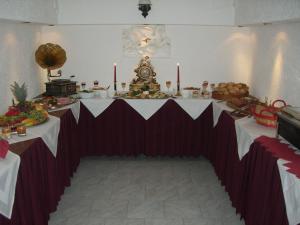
[0, 109, 80, 225]
[78, 98, 213, 157]
[210, 111, 299, 225]
[0, 98, 299, 225]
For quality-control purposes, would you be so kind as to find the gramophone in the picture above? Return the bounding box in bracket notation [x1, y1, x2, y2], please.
[35, 43, 76, 96]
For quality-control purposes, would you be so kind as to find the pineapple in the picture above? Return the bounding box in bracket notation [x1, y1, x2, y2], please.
[10, 82, 32, 112]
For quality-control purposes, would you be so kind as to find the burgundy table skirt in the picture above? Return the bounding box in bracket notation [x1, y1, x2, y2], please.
[211, 111, 290, 225]
[0, 110, 80, 225]
[78, 99, 213, 157]
[0, 102, 295, 225]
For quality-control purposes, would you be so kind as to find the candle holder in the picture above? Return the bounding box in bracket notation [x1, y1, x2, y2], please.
[1, 127, 11, 139]
[17, 125, 27, 136]
[113, 82, 118, 96]
[175, 83, 181, 96]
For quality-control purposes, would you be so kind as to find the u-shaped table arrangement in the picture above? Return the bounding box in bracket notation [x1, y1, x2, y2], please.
[0, 98, 299, 225]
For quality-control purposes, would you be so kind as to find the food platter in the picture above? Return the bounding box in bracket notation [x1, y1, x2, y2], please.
[120, 91, 173, 99]
[0, 109, 49, 127]
[212, 82, 249, 100]
[33, 96, 77, 110]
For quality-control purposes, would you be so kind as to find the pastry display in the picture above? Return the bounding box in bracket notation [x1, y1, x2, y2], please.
[227, 97, 249, 108]
[212, 82, 249, 100]
[226, 96, 259, 117]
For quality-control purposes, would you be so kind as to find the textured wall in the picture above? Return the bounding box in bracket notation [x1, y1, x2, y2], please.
[0, 20, 44, 114]
[57, 0, 235, 25]
[41, 25, 253, 91]
[235, 0, 300, 25]
[0, 0, 58, 24]
[249, 22, 300, 106]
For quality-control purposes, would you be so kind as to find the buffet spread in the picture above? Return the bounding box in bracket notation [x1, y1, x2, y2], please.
[0, 53, 299, 164]
[1, 50, 300, 225]
[0, 53, 298, 166]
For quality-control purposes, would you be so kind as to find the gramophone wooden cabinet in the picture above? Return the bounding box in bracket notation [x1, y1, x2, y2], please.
[45, 79, 77, 96]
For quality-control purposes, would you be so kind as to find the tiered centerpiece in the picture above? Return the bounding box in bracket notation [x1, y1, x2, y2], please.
[130, 56, 160, 93]
[126, 56, 168, 99]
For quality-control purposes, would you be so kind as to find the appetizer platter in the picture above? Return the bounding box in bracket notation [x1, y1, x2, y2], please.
[33, 96, 77, 110]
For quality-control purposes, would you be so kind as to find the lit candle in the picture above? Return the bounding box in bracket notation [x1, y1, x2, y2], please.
[113, 63, 117, 91]
[177, 63, 180, 91]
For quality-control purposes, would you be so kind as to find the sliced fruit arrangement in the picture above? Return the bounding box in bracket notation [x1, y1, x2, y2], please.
[0, 108, 48, 127]
[0, 82, 49, 127]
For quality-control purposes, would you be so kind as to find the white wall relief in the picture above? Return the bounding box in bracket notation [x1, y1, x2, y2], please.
[122, 25, 171, 57]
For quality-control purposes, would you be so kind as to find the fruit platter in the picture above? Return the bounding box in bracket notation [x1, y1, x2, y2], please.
[0, 107, 48, 127]
[0, 82, 49, 128]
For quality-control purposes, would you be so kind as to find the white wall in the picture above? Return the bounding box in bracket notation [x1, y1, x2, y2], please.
[235, 0, 300, 25]
[0, 0, 299, 115]
[57, 0, 235, 25]
[0, 0, 58, 24]
[41, 25, 254, 91]
[0, 0, 58, 114]
[0, 20, 45, 114]
[249, 22, 300, 106]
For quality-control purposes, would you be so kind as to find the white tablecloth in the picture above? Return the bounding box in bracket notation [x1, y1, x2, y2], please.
[234, 118, 300, 225]
[278, 158, 300, 225]
[80, 98, 214, 120]
[0, 151, 20, 219]
[80, 98, 115, 118]
[124, 99, 168, 120]
[235, 117, 276, 160]
[49, 101, 81, 124]
[212, 101, 233, 126]
[70, 101, 81, 123]
[174, 99, 212, 119]
[0, 114, 61, 219]
[9, 115, 61, 157]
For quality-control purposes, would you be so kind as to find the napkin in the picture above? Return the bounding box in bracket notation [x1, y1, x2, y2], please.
[0, 140, 9, 159]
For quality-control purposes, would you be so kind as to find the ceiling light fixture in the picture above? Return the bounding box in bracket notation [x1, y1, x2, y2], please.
[138, 0, 151, 18]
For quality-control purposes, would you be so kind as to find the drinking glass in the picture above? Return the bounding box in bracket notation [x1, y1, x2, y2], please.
[210, 83, 215, 92]
[81, 82, 86, 90]
[121, 82, 126, 92]
[166, 81, 171, 93]
[94, 80, 99, 88]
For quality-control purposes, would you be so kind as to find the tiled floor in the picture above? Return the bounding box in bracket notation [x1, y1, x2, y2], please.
[49, 157, 245, 225]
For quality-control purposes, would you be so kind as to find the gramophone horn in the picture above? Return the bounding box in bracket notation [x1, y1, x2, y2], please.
[35, 43, 67, 81]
